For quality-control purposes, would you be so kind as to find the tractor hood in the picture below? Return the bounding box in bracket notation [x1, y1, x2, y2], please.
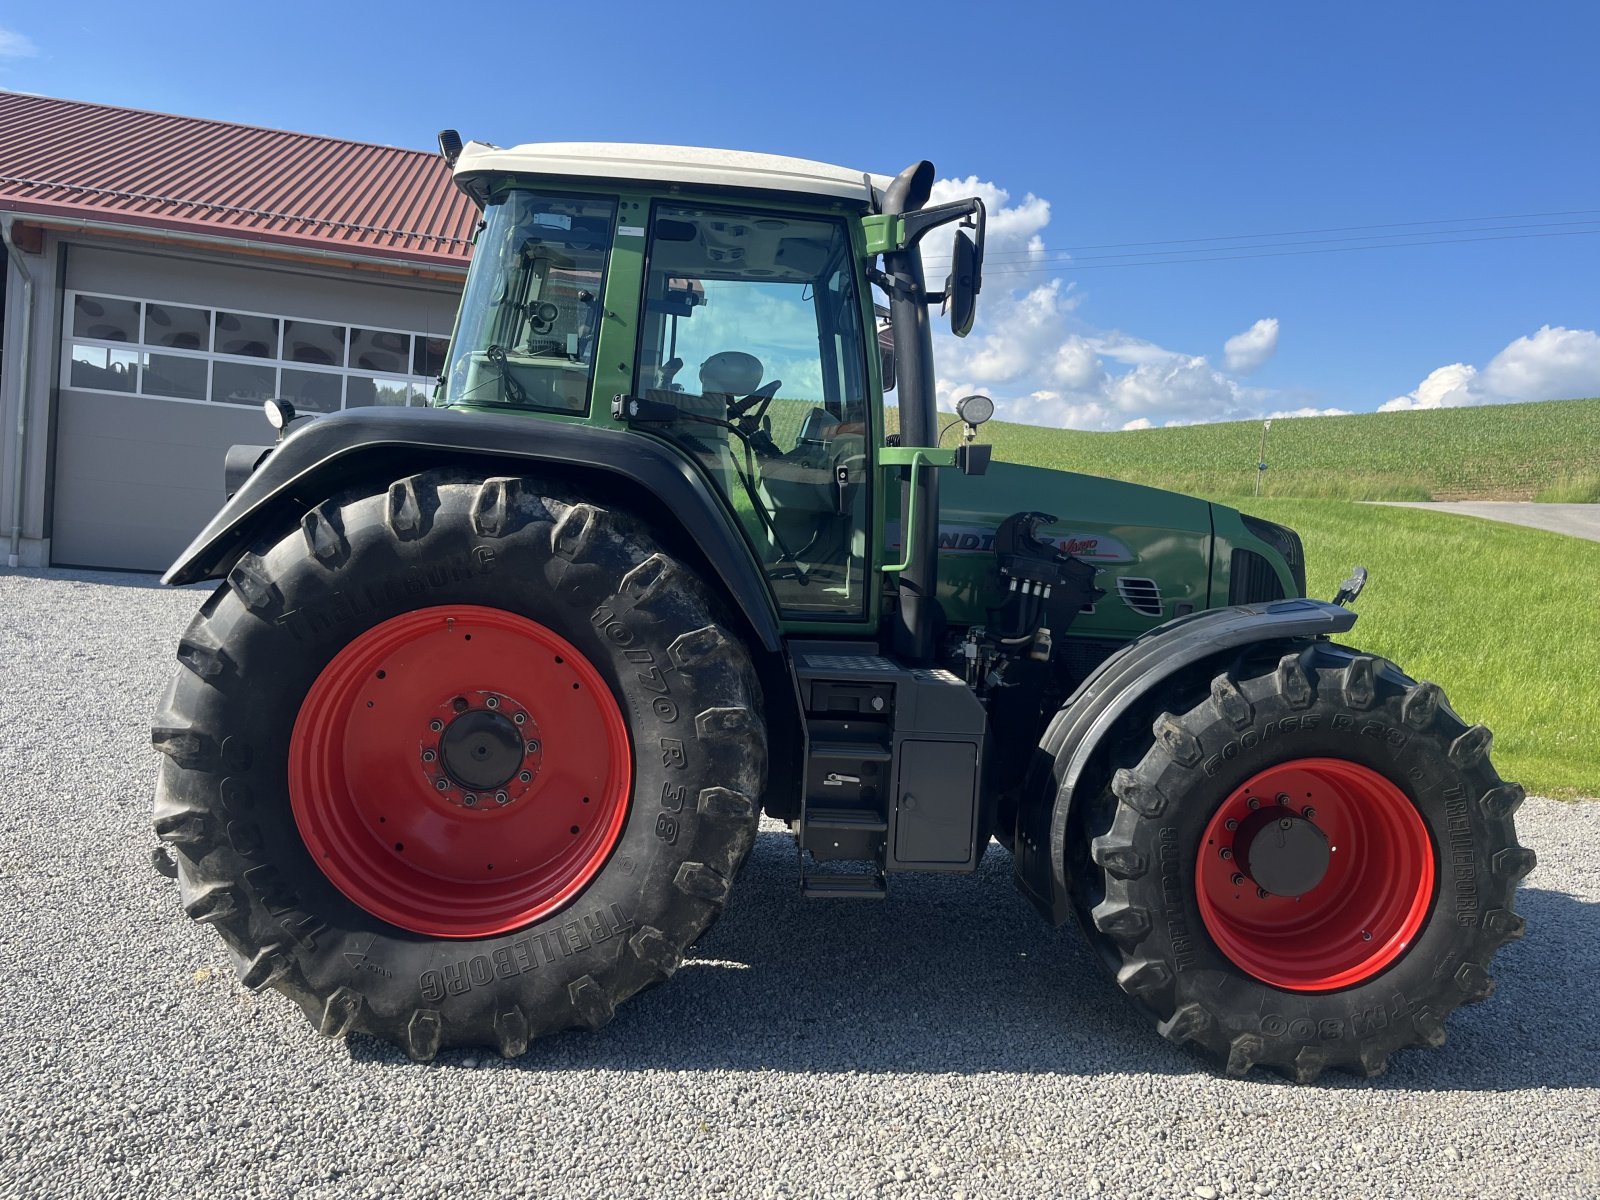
[931, 461, 1215, 640]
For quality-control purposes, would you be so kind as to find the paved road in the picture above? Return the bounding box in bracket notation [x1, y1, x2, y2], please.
[1373, 501, 1600, 542]
[2, 568, 1597, 1200]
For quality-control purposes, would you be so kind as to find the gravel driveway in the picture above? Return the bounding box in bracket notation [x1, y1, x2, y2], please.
[1371, 501, 1600, 542]
[3, 568, 1596, 1200]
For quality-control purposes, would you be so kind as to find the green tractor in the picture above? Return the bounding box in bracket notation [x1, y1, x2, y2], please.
[152, 137, 1531, 1079]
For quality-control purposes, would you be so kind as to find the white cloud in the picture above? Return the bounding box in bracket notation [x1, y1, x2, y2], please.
[0, 28, 37, 59]
[1381, 326, 1600, 412]
[1260, 406, 1350, 419]
[917, 175, 1300, 430]
[1481, 325, 1600, 401]
[1224, 317, 1280, 373]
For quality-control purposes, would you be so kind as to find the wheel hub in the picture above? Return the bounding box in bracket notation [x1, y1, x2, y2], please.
[1236, 810, 1331, 897]
[426, 691, 542, 805]
[439, 708, 524, 790]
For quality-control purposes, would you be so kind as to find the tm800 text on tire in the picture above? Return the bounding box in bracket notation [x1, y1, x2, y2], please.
[1066, 641, 1532, 1081]
[152, 470, 766, 1060]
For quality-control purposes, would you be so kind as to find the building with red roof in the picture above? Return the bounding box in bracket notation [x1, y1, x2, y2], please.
[0, 91, 476, 569]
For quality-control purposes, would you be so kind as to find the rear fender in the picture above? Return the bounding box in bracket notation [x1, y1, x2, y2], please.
[164, 407, 784, 655]
[1013, 598, 1359, 924]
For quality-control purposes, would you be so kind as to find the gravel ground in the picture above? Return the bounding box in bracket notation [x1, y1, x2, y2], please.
[3, 566, 1597, 1200]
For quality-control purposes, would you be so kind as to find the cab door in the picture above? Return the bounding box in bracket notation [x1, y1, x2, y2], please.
[633, 203, 876, 625]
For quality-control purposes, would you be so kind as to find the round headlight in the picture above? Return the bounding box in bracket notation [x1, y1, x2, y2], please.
[956, 394, 995, 427]
[263, 398, 297, 430]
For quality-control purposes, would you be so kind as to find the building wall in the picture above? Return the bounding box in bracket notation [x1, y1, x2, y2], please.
[0, 224, 59, 567]
[1, 229, 462, 571]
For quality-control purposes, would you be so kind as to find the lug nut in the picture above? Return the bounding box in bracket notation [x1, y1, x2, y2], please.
[435, 779, 448, 792]
[1247, 797, 1261, 810]
[1224, 818, 1239, 831]
[453, 696, 469, 713]
[1257, 887, 1270, 900]
[513, 712, 526, 725]
[526, 740, 540, 754]
[1304, 806, 1317, 819]
[429, 719, 444, 732]
[464, 794, 477, 806]
[421, 749, 436, 763]
[1219, 847, 1233, 861]
[518, 771, 532, 783]
[495, 791, 509, 805]
[485, 696, 499, 709]
[1276, 792, 1292, 806]
[1231, 873, 1246, 887]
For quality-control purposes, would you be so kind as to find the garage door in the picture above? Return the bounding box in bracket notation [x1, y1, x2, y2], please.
[49, 247, 457, 570]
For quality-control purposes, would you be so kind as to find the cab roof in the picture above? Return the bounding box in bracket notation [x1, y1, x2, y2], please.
[453, 140, 892, 209]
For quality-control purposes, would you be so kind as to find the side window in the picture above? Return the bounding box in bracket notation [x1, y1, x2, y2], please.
[636, 207, 872, 620]
[445, 190, 617, 413]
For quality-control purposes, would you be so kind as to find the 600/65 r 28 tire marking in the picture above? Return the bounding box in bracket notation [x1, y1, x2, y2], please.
[289, 604, 632, 939]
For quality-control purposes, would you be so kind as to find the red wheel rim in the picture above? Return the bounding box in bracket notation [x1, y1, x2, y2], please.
[289, 605, 632, 938]
[1195, 757, 1435, 991]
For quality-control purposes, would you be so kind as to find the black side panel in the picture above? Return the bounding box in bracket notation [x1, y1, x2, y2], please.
[162, 407, 782, 653]
[1013, 598, 1359, 924]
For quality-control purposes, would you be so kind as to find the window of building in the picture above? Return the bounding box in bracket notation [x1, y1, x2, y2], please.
[61, 290, 444, 412]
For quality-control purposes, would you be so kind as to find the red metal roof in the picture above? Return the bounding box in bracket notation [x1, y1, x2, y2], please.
[0, 91, 477, 270]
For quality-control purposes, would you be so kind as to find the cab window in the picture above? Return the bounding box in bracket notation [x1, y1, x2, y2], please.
[636, 206, 872, 620]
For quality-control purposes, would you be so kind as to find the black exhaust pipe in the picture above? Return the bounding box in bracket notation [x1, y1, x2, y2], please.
[882, 161, 939, 666]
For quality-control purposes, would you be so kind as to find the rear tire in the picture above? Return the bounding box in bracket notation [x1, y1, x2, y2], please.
[152, 470, 765, 1060]
[1069, 642, 1532, 1081]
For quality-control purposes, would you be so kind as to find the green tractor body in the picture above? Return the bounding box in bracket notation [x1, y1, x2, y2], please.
[152, 137, 1531, 1078]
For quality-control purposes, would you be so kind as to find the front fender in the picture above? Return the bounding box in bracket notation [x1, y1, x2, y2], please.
[1013, 598, 1359, 924]
[163, 407, 783, 654]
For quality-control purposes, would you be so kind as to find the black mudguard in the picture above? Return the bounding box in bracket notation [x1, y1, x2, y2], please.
[1013, 598, 1359, 924]
[163, 407, 783, 653]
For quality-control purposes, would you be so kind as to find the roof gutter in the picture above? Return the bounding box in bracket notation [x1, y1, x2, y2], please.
[0, 209, 469, 279]
[2, 213, 34, 567]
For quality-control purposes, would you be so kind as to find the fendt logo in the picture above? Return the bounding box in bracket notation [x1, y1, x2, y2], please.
[888, 522, 1139, 563]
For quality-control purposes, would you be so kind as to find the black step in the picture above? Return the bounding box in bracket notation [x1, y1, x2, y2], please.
[808, 740, 892, 763]
[801, 872, 888, 899]
[804, 806, 888, 832]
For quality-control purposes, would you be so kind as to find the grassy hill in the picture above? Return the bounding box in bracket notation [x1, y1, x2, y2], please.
[972, 396, 1600, 501]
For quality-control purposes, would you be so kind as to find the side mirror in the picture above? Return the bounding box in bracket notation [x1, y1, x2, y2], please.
[945, 229, 979, 337]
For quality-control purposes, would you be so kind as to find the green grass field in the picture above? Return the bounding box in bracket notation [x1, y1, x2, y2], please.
[965, 396, 1600, 501]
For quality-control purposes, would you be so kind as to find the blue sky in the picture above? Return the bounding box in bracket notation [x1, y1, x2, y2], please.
[3, 1, 1597, 428]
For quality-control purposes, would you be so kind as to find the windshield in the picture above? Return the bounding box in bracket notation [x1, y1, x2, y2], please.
[444, 190, 617, 412]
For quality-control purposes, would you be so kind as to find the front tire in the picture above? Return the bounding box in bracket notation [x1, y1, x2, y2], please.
[152, 470, 766, 1060]
[1070, 642, 1532, 1081]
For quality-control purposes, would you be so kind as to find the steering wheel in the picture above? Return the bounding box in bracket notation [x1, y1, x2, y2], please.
[728, 378, 782, 424]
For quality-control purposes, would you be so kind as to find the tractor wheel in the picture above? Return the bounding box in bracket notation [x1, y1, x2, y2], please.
[1069, 641, 1532, 1081]
[152, 470, 765, 1060]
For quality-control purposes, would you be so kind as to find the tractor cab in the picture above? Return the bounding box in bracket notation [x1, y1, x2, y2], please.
[439, 139, 985, 637]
